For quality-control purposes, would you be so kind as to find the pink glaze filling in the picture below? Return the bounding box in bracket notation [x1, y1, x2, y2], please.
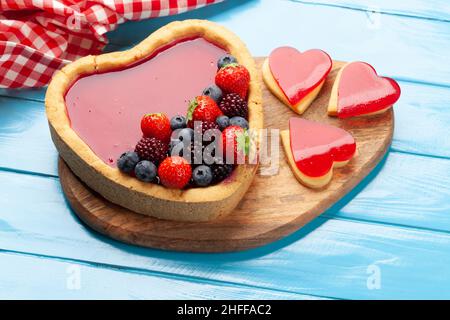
[65, 37, 227, 166]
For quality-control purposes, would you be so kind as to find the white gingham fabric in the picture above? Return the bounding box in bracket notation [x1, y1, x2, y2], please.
[0, 0, 222, 88]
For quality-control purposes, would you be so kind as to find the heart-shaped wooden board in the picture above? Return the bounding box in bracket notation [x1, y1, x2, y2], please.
[59, 58, 394, 252]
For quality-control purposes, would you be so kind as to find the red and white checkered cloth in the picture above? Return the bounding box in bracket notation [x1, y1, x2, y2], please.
[0, 0, 222, 88]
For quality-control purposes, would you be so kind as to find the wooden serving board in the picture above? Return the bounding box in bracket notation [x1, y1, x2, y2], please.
[59, 58, 394, 252]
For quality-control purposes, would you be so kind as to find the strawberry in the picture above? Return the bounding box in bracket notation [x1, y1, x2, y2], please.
[215, 63, 250, 99]
[158, 156, 192, 189]
[141, 113, 171, 143]
[221, 125, 249, 164]
[186, 96, 223, 128]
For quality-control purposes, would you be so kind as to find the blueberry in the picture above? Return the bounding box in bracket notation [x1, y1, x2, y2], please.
[202, 85, 223, 103]
[217, 54, 238, 69]
[216, 115, 230, 130]
[177, 127, 194, 143]
[170, 115, 186, 130]
[230, 116, 249, 130]
[117, 151, 140, 173]
[192, 165, 213, 187]
[134, 160, 157, 182]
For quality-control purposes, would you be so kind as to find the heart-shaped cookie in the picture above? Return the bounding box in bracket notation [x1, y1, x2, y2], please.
[262, 47, 332, 114]
[281, 117, 356, 188]
[328, 61, 401, 118]
[45, 20, 263, 222]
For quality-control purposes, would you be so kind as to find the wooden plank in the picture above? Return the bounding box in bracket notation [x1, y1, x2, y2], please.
[1, 78, 449, 178]
[0, 88, 45, 102]
[0, 97, 58, 176]
[291, 0, 450, 21]
[0, 251, 322, 299]
[0, 0, 450, 99]
[391, 81, 450, 158]
[0, 0, 447, 300]
[105, 0, 450, 86]
[1, 151, 449, 235]
[0, 0, 448, 103]
[1, 0, 449, 103]
[0, 167, 450, 298]
[326, 152, 450, 232]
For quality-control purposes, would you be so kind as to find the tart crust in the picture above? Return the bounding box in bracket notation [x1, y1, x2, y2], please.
[45, 20, 263, 222]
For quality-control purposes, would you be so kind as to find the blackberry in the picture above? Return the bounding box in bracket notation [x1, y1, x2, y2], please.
[135, 137, 168, 165]
[219, 93, 248, 119]
[187, 122, 222, 165]
[211, 164, 234, 183]
[200, 121, 220, 134]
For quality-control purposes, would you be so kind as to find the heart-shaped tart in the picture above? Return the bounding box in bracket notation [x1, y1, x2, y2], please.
[328, 61, 401, 118]
[45, 20, 263, 222]
[281, 118, 356, 188]
[262, 47, 332, 114]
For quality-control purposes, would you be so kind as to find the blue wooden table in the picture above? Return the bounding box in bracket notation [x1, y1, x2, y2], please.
[1, 0, 450, 299]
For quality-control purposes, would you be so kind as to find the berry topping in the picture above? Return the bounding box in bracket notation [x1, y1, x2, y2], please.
[230, 116, 249, 130]
[192, 165, 213, 187]
[215, 64, 250, 99]
[141, 113, 171, 143]
[219, 93, 248, 119]
[216, 115, 230, 131]
[158, 156, 192, 189]
[117, 151, 140, 174]
[211, 163, 234, 183]
[187, 96, 223, 128]
[135, 137, 169, 165]
[221, 125, 248, 164]
[134, 160, 157, 182]
[202, 85, 223, 103]
[170, 115, 187, 130]
[217, 54, 238, 69]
